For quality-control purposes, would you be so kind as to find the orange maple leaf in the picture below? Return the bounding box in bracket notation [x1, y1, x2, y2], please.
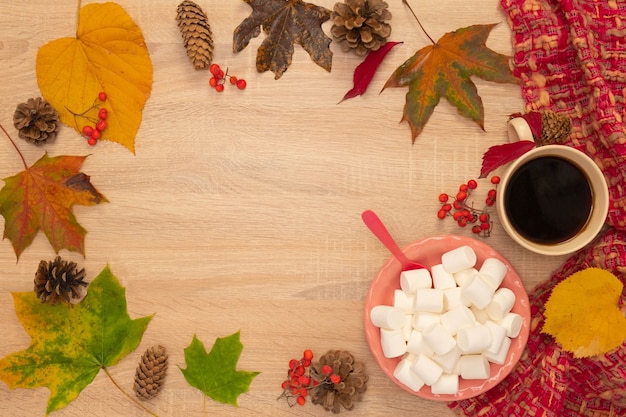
[0, 154, 107, 259]
[383, 24, 518, 143]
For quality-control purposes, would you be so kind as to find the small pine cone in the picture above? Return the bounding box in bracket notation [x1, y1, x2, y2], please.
[134, 345, 168, 400]
[309, 350, 368, 413]
[34, 256, 87, 304]
[331, 0, 392, 56]
[540, 110, 572, 144]
[176, 1, 214, 69]
[13, 97, 60, 145]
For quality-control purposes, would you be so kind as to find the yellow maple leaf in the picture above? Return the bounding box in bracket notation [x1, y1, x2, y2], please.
[36, 2, 152, 153]
[542, 267, 626, 358]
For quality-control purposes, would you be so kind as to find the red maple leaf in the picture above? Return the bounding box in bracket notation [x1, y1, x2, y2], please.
[0, 154, 107, 259]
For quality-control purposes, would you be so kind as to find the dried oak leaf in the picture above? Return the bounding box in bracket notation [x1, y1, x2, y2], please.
[0, 154, 107, 260]
[233, 0, 332, 79]
[542, 268, 626, 358]
[383, 24, 518, 143]
[36, 2, 152, 153]
[0, 266, 152, 414]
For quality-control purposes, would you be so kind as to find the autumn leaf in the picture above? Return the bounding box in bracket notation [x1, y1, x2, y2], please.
[0, 154, 107, 260]
[0, 266, 153, 414]
[36, 2, 152, 153]
[180, 332, 260, 406]
[383, 24, 518, 143]
[340, 41, 402, 103]
[542, 268, 626, 358]
[479, 141, 536, 178]
[233, 0, 332, 79]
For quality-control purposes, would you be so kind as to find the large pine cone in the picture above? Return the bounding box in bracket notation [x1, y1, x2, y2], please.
[134, 345, 168, 400]
[34, 256, 87, 304]
[309, 350, 368, 413]
[13, 97, 60, 145]
[331, 0, 392, 56]
[176, 0, 214, 69]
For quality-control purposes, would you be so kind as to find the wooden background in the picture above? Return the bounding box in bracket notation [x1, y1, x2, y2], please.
[0, 1, 569, 416]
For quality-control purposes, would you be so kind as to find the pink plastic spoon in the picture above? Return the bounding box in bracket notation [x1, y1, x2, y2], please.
[361, 210, 425, 271]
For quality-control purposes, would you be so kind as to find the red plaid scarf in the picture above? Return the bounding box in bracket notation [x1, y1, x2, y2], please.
[449, 0, 626, 415]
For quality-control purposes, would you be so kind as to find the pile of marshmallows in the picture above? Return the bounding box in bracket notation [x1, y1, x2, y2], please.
[370, 245, 523, 395]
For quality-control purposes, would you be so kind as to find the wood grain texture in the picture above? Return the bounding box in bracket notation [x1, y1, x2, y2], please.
[0, 1, 568, 416]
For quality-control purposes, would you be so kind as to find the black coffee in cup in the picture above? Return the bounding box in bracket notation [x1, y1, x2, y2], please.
[503, 156, 593, 244]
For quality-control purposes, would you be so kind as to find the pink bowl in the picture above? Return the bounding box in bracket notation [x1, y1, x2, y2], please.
[364, 235, 530, 401]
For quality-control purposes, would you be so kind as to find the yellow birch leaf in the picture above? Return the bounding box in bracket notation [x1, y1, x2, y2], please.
[542, 267, 626, 358]
[36, 2, 152, 153]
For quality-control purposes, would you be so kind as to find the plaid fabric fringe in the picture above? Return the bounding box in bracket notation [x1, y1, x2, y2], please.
[449, 0, 626, 415]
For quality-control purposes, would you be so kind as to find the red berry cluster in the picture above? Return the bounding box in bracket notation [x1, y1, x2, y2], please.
[437, 176, 500, 237]
[79, 91, 108, 146]
[279, 349, 341, 407]
[209, 63, 247, 92]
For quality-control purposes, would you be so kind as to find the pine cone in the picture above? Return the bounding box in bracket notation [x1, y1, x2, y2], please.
[134, 345, 168, 400]
[176, 0, 214, 69]
[34, 256, 87, 304]
[540, 110, 572, 144]
[13, 97, 60, 145]
[309, 350, 368, 413]
[331, 0, 392, 56]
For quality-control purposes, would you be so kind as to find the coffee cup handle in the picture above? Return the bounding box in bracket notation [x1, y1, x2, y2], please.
[507, 117, 534, 143]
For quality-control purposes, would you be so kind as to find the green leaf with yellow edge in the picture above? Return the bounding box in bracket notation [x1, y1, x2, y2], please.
[0, 266, 153, 415]
[542, 267, 626, 358]
[180, 332, 260, 406]
[36, 2, 152, 153]
[0, 154, 107, 260]
[383, 24, 518, 143]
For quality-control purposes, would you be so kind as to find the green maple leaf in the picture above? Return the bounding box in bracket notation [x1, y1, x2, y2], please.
[180, 332, 260, 406]
[0, 266, 152, 415]
[383, 23, 518, 143]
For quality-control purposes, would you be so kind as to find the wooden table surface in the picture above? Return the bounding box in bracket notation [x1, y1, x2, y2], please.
[0, 1, 570, 416]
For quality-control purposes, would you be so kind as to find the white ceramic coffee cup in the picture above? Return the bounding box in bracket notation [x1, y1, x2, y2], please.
[496, 118, 609, 256]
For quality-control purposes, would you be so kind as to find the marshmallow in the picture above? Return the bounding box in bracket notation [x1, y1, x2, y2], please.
[412, 311, 441, 331]
[441, 305, 475, 336]
[411, 354, 443, 385]
[479, 258, 508, 289]
[414, 288, 444, 313]
[461, 274, 495, 309]
[380, 328, 407, 358]
[370, 305, 405, 329]
[498, 312, 523, 338]
[457, 324, 492, 354]
[400, 268, 432, 293]
[402, 314, 413, 341]
[485, 288, 516, 321]
[484, 320, 507, 355]
[443, 286, 466, 309]
[470, 305, 489, 324]
[393, 289, 415, 313]
[431, 373, 459, 395]
[423, 323, 457, 356]
[393, 357, 425, 392]
[432, 345, 461, 374]
[483, 336, 511, 365]
[406, 330, 435, 356]
[431, 264, 457, 290]
[454, 267, 478, 287]
[441, 245, 477, 273]
[460, 354, 491, 379]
